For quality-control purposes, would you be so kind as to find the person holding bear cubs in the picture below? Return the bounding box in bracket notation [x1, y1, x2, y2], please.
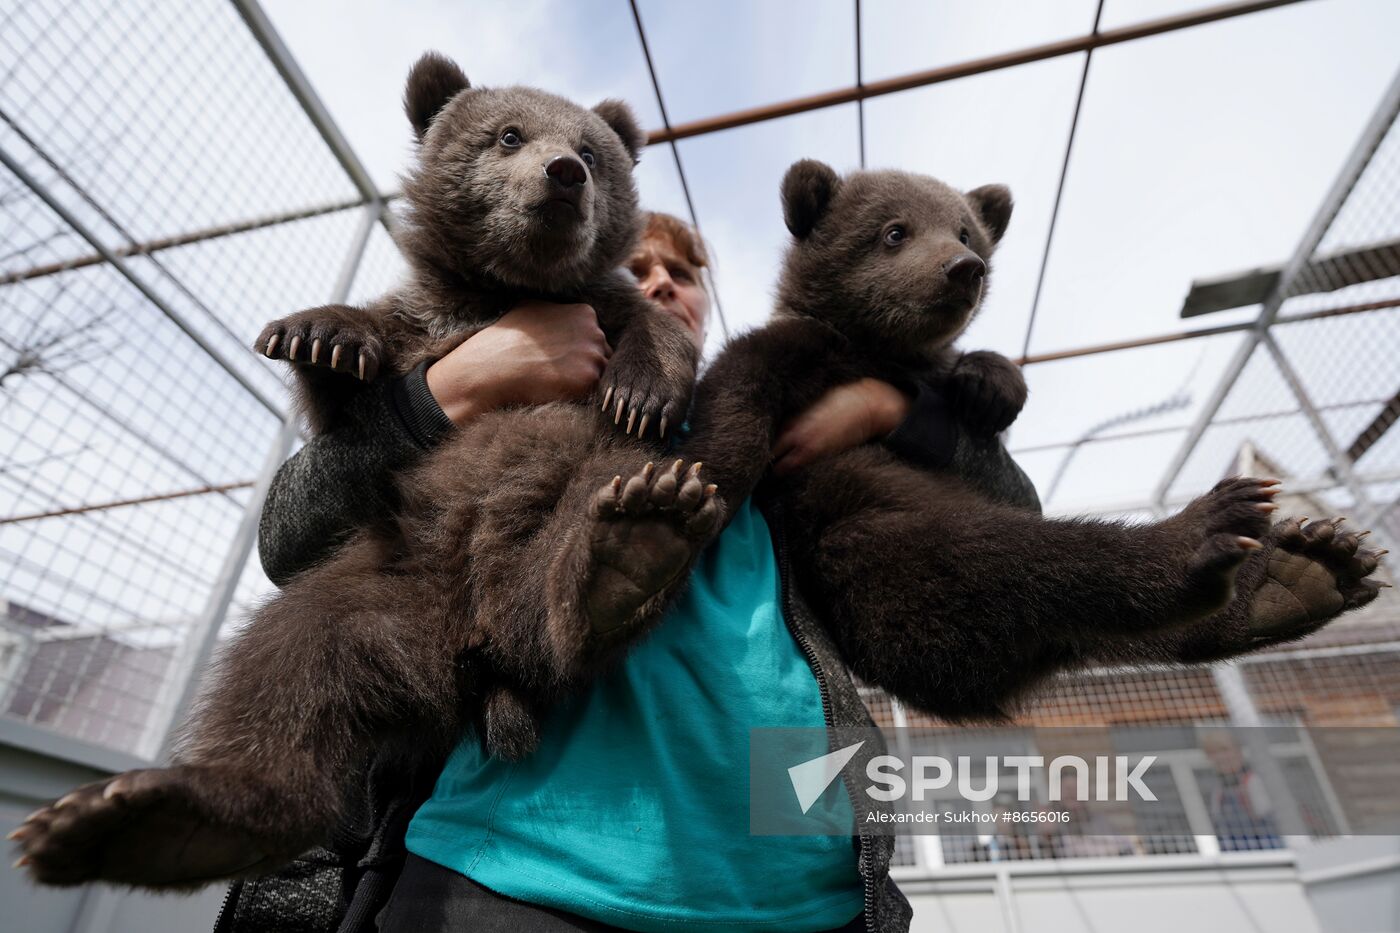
[251, 207, 1041, 933]
[264, 210, 1019, 933]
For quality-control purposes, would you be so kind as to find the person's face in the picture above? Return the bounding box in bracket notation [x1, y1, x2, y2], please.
[1203, 734, 1246, 774]
[628, 238, 710, 351]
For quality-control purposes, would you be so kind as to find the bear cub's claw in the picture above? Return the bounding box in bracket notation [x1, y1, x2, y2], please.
[600, 382, 685, 441]
[256, 312, 384, 382]
[12, 767, 274, 889]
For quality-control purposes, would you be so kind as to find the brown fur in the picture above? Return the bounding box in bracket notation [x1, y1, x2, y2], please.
[15, 54, 707, 890]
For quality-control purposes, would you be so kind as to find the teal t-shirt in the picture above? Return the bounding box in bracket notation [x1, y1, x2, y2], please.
[405, 497, 863, 931]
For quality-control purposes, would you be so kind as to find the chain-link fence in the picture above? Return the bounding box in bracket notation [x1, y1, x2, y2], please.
[0, 0, 384, 762]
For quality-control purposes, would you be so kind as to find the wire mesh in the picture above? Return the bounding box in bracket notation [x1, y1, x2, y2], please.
[0, 0, 374, 761]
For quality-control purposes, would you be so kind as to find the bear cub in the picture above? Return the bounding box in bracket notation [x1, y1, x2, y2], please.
[14, 53, 715, 891]
[585, 159, 1381, 724]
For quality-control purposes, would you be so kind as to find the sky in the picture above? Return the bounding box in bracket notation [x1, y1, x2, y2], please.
[261, 0, 1400, 511]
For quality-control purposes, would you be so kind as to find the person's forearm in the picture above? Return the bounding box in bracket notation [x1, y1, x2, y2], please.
[883, 381, 1041, 514]
[257, 363, 454, 586]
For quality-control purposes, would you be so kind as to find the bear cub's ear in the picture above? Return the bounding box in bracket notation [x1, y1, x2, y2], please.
[593, 100, 645, 165]
[405, 52, 471, 142]
[966, 184, 1013, 245]
[782, 160, 842, 240]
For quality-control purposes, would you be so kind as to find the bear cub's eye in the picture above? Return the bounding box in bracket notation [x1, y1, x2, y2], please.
[580, 147, 596, 169]
[959, 229, 970, 246]
[883, 225, 906, 247]
[500, 129, 523, 148]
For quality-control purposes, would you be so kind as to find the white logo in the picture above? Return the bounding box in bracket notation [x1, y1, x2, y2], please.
[788, 741, 865, 814]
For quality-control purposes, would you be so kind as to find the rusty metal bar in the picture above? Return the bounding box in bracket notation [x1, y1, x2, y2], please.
[0, 195, 368, 286]
[1015, 296, 1400, 367]
[646, 0, 1308, 144]
[0, 481, 255, 526]
[1347, 389, 1400, 464]
[0, 142, 287, 418]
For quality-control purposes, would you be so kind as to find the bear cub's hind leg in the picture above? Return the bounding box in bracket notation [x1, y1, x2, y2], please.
[1174, 514, 1387, 661]
[546, 459, 721, 673]
[11, 765, 291, 888]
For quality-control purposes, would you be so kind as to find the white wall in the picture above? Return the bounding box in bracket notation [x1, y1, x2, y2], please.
[903, 857, 1323, 933]
[1299, 836, 1400, 933]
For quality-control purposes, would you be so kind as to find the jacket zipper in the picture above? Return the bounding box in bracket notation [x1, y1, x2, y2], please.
[768, 501, 876, 933]
[211, 881, 239, 933]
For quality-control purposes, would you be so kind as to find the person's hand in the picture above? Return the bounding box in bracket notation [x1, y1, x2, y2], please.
[771, 378, 911, 476]
[426, 301, 611, 426]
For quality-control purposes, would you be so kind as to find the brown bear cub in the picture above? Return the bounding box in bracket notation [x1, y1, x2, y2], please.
[13, 53, 718, 890]
[569, 159, 1385, 721]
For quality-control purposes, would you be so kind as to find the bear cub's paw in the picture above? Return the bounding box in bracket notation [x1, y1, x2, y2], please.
[11, 767, 275, 889]
[944, 350, 1027, 435]
[1242, 515, 1386, 647]
[573, 459, 721, 638]
[257, 309, 385, 381]
[1167, 476, 1282, 617]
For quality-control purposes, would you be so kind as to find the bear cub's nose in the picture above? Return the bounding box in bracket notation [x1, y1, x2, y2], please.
[545, 156, 589, 190]
[944, 254, 986, 288]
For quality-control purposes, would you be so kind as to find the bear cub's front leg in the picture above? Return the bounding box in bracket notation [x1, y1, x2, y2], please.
[256, 305, 389, 383]
[256, 304, 396, 432]
[595, 296, 699, 441]
[942, 350, 1027, 436]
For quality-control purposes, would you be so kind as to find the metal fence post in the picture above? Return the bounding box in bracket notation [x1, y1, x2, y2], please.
[1261, 332, 1373, 518]
[1210, 663, 1312, 851]
[146, 203, 379, 760]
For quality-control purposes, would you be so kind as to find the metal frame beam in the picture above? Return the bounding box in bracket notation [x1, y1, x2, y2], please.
[229, 0, 386, 211]
[0, 482, 256, 526]
[0, 195, 369, 286]
[1179, 236, 1400, 318]
[1016, 297, 1400, 368]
